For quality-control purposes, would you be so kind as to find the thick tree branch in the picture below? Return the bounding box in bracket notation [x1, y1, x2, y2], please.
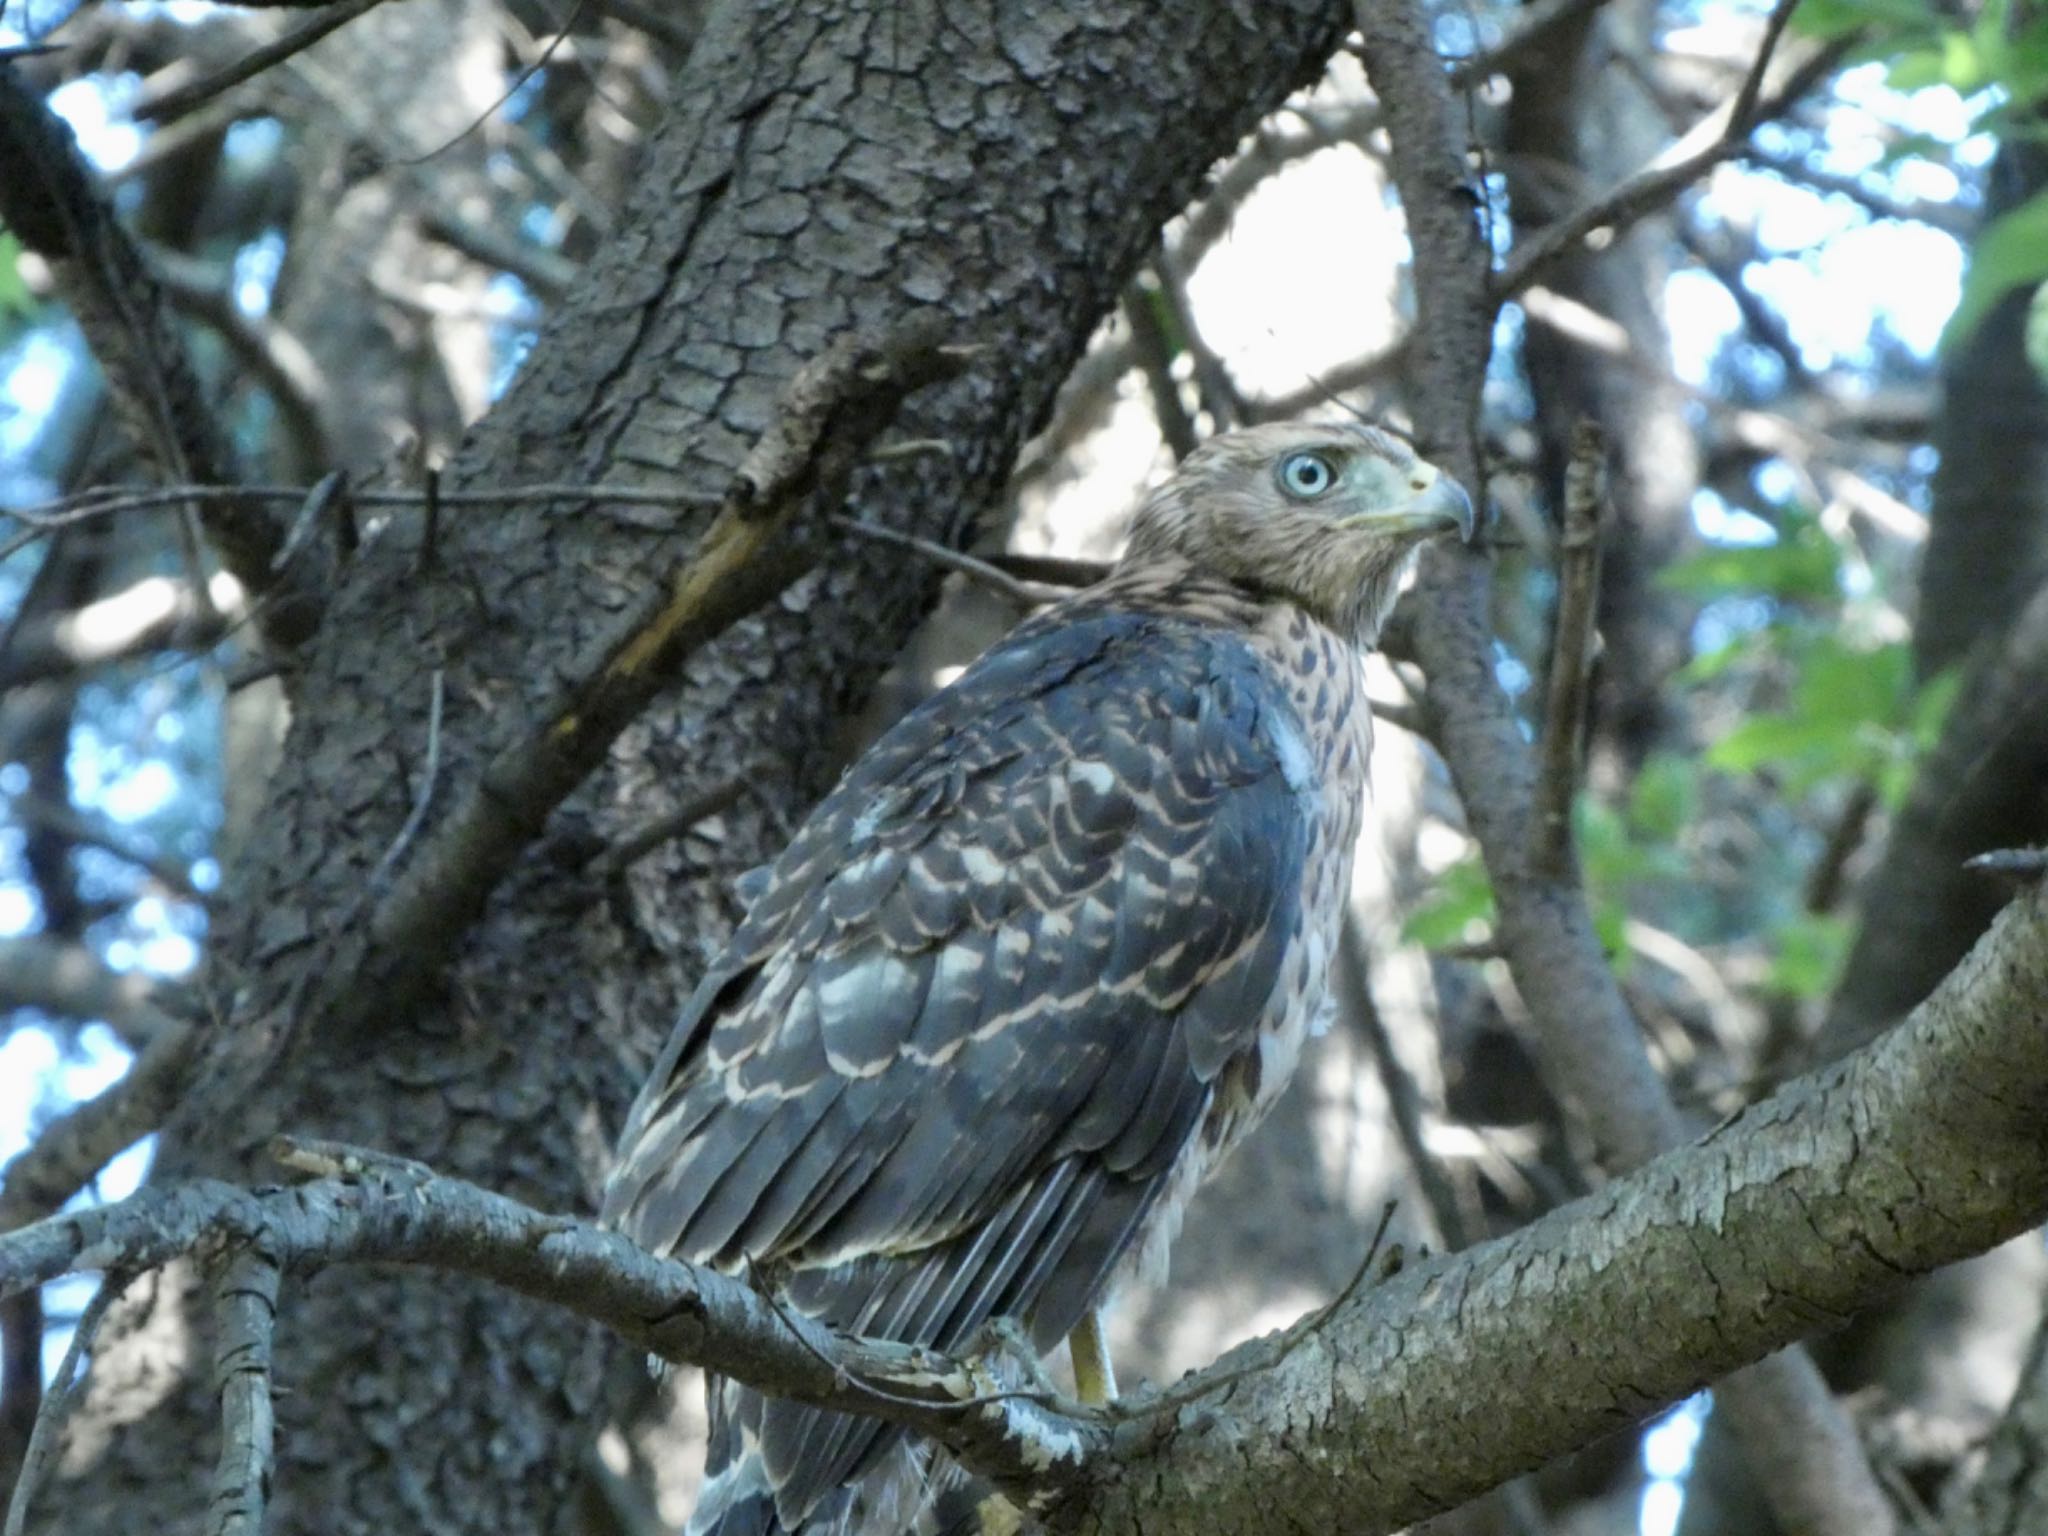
[7, 876, 2048, 1533]
[1070, 877, 2048, 1533]
[294, 320, 968, 1045]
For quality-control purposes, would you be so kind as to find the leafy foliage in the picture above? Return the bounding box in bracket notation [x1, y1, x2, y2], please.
[1410, 500, 1953, 1005]
[1794, 0, 2048, 352]
[0, 228, 33, 319]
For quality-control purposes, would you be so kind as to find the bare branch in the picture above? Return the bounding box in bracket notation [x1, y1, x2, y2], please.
[0, 1017, 201, 1233]
[6, 481, 723, 531]
[1532, 422, 1605, 879]
[420, 210, 578, 300]
[588, 773, 759, 877]
[1, 1271, 129, 1536]
[1945, 1300, 2048, 1535]
[1494, 17, 1851, 300]
[134, 0, 383, 124]
[0, 65, 306, 643]
[206, 1249, 281, 1536]
[830, 516, 1068, 609]
[0, 934, 184, 1045]
[148, 249, 330, 478]
[5, 792, 208, 902]
[0, 573, 235, 687]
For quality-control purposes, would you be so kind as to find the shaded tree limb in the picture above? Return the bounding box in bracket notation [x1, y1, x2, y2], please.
[0, 1016, 200, 1233]
[1944, 1302, 2048, 1536]
[8, 874, 2048, 1533]
[205, 1249, 281, 1536]
[1532, 421, 1604, 880]
[1350, 2, 1895, 1531]
[1820, 580, 2048, 1060]
[0, 64, 311, 645]
[133, 0, 383, 124]
[0, 573, 235, 687]
[0, 935, 185, 1047]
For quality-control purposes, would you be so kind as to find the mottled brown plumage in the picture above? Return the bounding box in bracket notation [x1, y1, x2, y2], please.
[602, 422, 1472, 1536]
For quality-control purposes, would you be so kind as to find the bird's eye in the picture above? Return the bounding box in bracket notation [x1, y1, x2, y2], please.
[1277, 451, 1337, 500]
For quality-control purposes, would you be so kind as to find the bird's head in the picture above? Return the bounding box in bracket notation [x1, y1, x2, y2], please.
[1120, 422, 1476, 645]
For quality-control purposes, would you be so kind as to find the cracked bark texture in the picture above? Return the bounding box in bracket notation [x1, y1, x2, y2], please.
[42, 3, 1350, 1532]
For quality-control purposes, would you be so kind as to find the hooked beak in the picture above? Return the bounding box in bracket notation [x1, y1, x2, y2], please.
[1334, 461, 1478, 543]
[1402, 462, 1477, 543]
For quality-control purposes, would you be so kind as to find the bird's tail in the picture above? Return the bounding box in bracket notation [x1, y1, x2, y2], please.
[688, 1375, 1010, 1536]
[686, 1378, 781, 1536]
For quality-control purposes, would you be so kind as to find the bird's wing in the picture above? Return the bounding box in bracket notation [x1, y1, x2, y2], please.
[602, 602, 1324, 1529]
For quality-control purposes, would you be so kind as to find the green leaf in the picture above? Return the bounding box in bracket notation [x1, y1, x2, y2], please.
[1629, 753, 1697, 841]
[1794, 638, 1911, 727]
[2029, 281, 2048, 389]
[1793, 0, 1933, 39]
[1908, 666, 1961, 750]
[1887, 42, 1955, 89]
[1658, 513, 1840, 602]
[1403, 857, 1495, 948]
[1677, 629, 1768, 684]
[1878, 131, 1950, 166]
[0, 232, 31, 319]
[1704, 713, 1852, 773]
[1943, 188, 2048, 354]
[1594, 900, 1632, 975]
[1768, 912, 1853, 1000]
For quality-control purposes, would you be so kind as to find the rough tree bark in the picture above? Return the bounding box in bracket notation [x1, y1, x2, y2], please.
[42, 4, 1353, 1533]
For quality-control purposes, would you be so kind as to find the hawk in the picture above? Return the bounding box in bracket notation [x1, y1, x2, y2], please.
[602, 421, 1475, 1535]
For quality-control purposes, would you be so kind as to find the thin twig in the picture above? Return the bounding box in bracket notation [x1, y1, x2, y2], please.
[391, 0, 591, 166]
[831, 515, 1068, 608]
[1533, 422, 1605, 879]
[5, 480, 724, 528]
[1494, 21, 1849, 299]
[136, 0, 386, 124]
[365, 668, 445, 897]
[1121, 274, 1200, 460]
[4, 791, 207, 901]
[1340, 919, 1472, 1250]
[591, 772, 759, 876]
[981, 551, 1110, 591]
[0, 1019, 201, 1233]
[269, 472, 349, 577]
[1728, 0, 1801, 134]
[2, 1271, 128, 1536]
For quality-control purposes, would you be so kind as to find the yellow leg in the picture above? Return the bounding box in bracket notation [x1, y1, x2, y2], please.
[1068, 1308, 1117, 1404]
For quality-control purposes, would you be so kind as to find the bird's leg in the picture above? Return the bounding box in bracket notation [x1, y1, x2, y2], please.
[1067, 1309, 1117, 1405]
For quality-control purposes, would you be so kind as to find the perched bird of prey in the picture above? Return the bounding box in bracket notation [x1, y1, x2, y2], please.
[602, 421, 1474, 1535]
